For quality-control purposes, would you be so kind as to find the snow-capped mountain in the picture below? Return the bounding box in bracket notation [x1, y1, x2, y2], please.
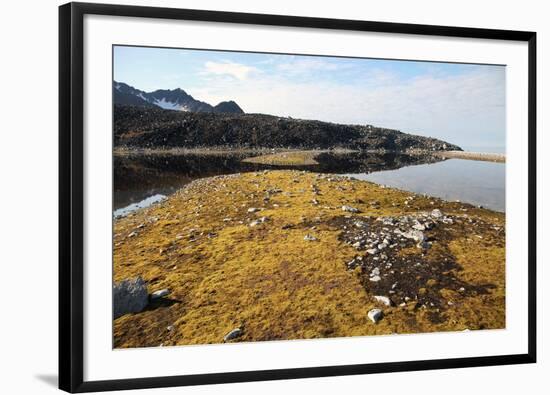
[113, 81, 244, 114]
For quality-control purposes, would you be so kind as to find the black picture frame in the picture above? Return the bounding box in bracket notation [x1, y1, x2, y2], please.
[59, 2, 537, 392]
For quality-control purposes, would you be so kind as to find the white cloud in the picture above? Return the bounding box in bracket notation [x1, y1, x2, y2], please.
[202, 61, 258, 80]
[190, 67, 505, 147]
[276, 58, 348, 74]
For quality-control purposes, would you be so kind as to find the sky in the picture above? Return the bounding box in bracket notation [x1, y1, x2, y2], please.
[114, 45, 506, 148]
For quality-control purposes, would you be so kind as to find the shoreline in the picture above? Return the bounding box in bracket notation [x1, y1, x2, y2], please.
[433, 150, 505, 163]
[114, 146, 505, 163]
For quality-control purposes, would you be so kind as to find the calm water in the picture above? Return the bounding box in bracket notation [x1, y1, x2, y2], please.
[114, 152, 505, 215]
[348, 159, 505, 211]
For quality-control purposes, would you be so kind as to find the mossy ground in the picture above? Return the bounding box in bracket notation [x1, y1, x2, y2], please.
[241, 151, 320, 166]
[113, 170, 505, 348]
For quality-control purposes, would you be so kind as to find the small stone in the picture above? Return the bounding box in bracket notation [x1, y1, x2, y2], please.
[150, 289, 170, 300]
[431, 209, 443, 218]
[368, 308, 383, 323]
[366, 248, 378, 255]
[417, 241, 431, 249]
[373, 295, 393, 306]
[223, 328, 243, 342]
[304, 234, 318, 242]
[128, 231, 138, 238]
[369, 275, 381, 282]
[247, 207, 261, 213]
[342, 205, 360, 213]
[249, 216, 269, 227]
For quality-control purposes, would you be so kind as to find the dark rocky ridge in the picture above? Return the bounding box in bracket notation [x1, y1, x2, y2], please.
[114, 105, 462, 151]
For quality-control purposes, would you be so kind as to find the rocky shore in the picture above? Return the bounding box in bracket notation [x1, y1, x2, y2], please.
[433, 150, 505, 163]
[113, 170, 505, 348]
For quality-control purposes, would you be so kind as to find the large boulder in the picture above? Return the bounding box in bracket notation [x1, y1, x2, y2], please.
[113, 277, 148, 319]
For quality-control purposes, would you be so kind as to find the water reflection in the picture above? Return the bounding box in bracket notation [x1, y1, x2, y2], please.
[114, 151, 504, 214]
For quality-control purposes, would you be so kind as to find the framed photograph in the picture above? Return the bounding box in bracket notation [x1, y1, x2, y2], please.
[59, 2, 537, 392]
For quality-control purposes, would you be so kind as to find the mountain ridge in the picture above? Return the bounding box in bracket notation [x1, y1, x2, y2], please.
[113, 81, 244, 114]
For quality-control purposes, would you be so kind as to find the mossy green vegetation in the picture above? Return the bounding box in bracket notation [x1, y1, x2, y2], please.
[241, 151, 320, 166]
[113, 170, 505, 348]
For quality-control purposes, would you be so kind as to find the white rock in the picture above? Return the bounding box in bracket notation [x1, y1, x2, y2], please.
[304, 234, 318, 242]
[373, 295, 393, 306]
[150, 289, 170, 300]
[342, 205, 360, 213]
[369, 275, 381, 282]
[431, 209, 443, 218]
[368, 308, 383, 323]
[247, 207, 261, 213]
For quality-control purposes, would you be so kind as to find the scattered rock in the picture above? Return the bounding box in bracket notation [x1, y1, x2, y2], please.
[373, 295, 393, 306]
[367, 308, 383, 323]
[247, 207, 261, 213]
[342, 205, 360, 213]
[431, 209, 443, 218]
[304, 234, 318, 242]
[417, 241, 432, 249]
[369, 275, 381, 282]
[249, 216, 269, 227]
[113, 277, 148, 319]
[150, 288, 170, 301]
[223, 328, 243, 342]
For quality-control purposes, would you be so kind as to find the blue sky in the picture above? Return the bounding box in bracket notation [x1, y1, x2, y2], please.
[114, 45, 505, 148]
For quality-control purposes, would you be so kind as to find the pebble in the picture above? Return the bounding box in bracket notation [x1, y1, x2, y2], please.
[431, 209, 443, 218]
[223, 328, 243, 342]
[367, 308, 383, 323]
[342, 205, 360, 213]
[373, 295, 393, 306]
[247, 207, 261, 213]
[150, 289, 170, 300]
[417, 241, 431, 249]
[304, 234, 318, 241]
[249, 216, 269, 227]
[369, 275, 381, 282]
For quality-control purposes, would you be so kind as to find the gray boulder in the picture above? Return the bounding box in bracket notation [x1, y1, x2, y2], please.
[113, 277, 148, 319]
